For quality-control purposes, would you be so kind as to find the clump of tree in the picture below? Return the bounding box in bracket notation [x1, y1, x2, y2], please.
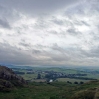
[80, 81, 84, 84]
[74, 81, 78, 84]
[37, 73, 41, 79]
[67, 81, 72, 84]
[14, 71, 25, 75]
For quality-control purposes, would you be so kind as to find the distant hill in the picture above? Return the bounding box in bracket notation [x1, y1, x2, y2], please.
[0, 65, 27, 92]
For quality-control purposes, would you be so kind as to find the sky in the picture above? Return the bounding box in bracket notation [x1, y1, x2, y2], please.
[0, 0, 99, 67]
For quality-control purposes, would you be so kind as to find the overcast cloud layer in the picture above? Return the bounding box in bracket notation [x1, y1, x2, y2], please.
[0, 0, 99, 66]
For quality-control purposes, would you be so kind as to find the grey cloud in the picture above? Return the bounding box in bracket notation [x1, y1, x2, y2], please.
[51, 18, 64, 25]
[92, 33, 99, 41]
[51, 54, 70, 61]
[34, 18, 49, 29]
[64, 0, 99, 18]
[67, 28, 79, 36]
[0, 33, 2, 36]
[0, 41, 98, 66]
[0, 5, 23, 28]
[48, 30, 58, 35]
[51, 15, 74, 27]
[32, 49, 42, 54]
[0, 0, 99, 67]
[35, 44, 48, 49]
[73, 20, 90, 26]
[47, 29, 67, 37]
[64, 3, 85, 16]
[0, 19, 11, 29]
[0, 43, 35, 65]
[0, 43, 49, 65]
[19, 42, 30, 47]
[0, 43, 52, 66]
[51, 43, 65, 53]
[72, 43, 99, 60]
[82, 47, 99, 58]
[0, 0, 79, 15]
[67, 28, 82, 37]
[91, 47, 99, 57]
[81, 21, 90, 26]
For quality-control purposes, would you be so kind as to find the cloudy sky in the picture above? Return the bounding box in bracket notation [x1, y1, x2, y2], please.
[0, 0, 99, 67]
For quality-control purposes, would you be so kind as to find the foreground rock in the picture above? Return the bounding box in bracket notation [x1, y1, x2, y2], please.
[0, 65, 27, 92]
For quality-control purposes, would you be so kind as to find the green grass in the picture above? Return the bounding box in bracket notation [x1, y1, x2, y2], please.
[0, 82, 71, 99]
[0, 81, 99, 99]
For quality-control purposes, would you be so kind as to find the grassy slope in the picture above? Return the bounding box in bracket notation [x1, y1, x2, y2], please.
[0, 81, 99, 99]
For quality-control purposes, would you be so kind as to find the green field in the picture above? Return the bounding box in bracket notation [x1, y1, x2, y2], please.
[86, 73, 99, 79]
[57, 78, 90, 83]
[21, 74, 38, 80]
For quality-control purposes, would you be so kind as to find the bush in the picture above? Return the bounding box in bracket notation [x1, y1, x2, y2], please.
[74, 81, 78, 84]
[80, 81, 84, 84]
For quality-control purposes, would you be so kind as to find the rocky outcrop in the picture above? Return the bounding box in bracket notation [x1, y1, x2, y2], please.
[0, 65, 27, 91]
